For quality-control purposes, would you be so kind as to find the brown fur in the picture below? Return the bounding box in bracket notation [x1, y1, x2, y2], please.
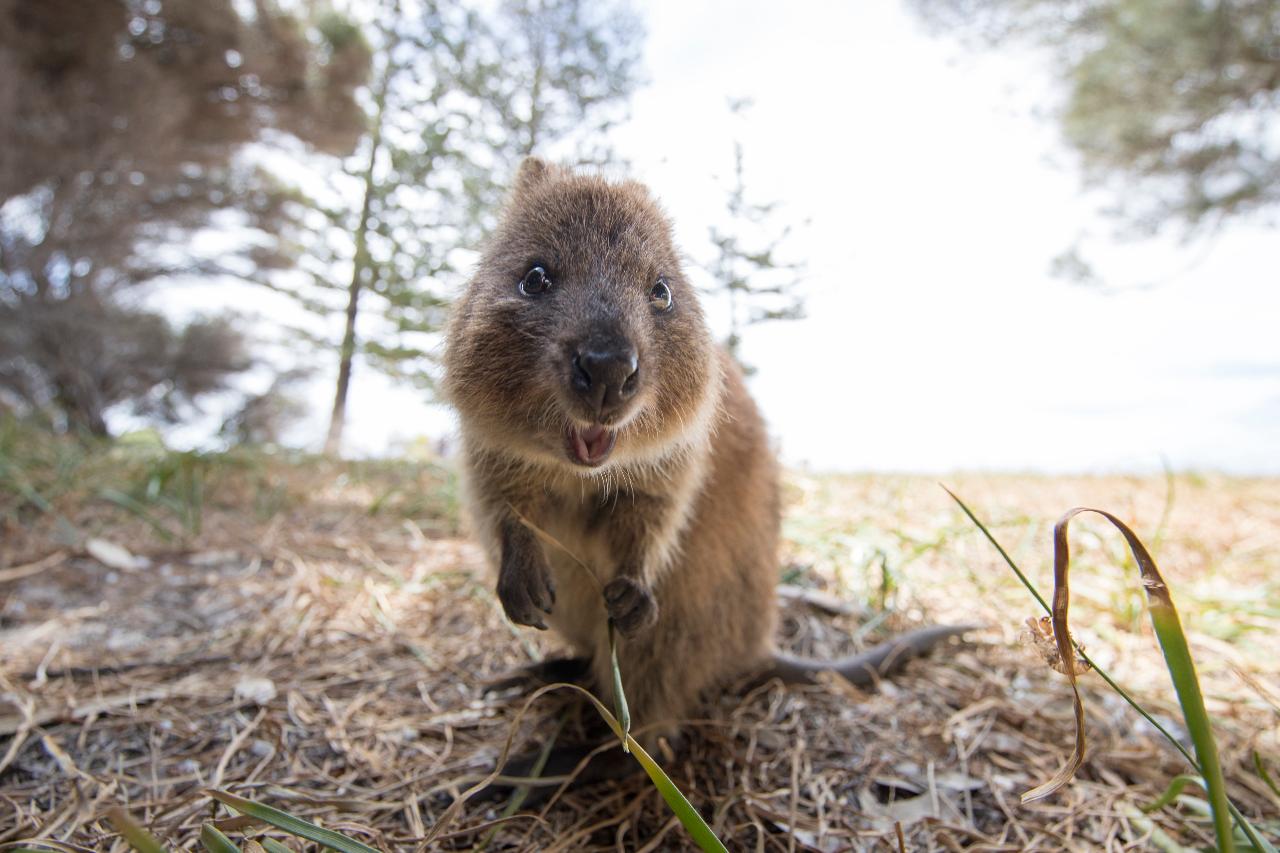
[444, 159, 969, 753]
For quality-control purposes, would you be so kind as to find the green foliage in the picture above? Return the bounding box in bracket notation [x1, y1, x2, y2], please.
[909, 0, 1280, 234]
[1063, 0, 1279, 230]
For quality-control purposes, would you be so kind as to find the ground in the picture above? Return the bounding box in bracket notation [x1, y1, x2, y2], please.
[1, 434, 1278, 851]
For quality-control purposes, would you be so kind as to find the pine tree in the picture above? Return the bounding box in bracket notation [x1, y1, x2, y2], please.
[312, 0, 644, 454]
[707, 99, 805, 376]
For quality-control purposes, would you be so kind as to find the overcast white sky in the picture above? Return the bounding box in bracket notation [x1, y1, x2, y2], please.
[280, 1, 1280, 473]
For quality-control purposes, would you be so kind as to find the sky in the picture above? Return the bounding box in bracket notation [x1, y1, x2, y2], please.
[196, 1, 1280, 474]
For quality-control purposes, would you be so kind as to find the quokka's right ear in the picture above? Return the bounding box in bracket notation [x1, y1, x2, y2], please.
[513, 156, 552, 194]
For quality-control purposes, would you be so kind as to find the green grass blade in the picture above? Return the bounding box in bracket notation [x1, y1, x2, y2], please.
[1142, 774, 1204, 813]
[105, 807, 169, 853]
[563, 684, 728, 853]
[205, 791, 378, 853]
[1145, 600, 1232, 851]
[199, 824, 241, 853]
[1254, 751, 1280, 800]
[258, 840, 294, 853]
[608, 621, 631, 752]
[624, 735, 726, 853]
[942, 485, 1051, 615]
[1059, 507, 1233, 852]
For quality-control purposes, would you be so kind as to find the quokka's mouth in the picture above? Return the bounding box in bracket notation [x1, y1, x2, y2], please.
[564, 422, 616, 466]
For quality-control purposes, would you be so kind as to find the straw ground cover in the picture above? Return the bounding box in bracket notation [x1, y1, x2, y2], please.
[1, 432, 1277, 850]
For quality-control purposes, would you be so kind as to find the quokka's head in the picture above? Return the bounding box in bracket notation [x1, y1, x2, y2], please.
[444, 158, 720, 471]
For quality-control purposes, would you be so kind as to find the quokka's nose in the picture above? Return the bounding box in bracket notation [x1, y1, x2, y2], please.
[571, 344, 639, 414]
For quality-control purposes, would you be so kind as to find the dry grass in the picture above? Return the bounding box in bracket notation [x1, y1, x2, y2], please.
[2, 442, 1278, 851]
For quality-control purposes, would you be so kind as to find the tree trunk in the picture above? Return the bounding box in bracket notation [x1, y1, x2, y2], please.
[323, 257, 363, 455]
[53, 378, 110, 438]
[323, 66, 389, 457]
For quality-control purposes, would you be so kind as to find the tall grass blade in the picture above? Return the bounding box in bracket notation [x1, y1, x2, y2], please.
[1052, 507, 1231, 849]
[205, 791, 378, 853]
[944, 489, 1273, 853]
[106, 807, 169, 853]
[564, 683, 728, 853]
[608, 620, 631, 752]
[199, 824, 241, 853]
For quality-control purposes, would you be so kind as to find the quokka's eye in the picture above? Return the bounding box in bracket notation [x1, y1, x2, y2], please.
[649, 278, 673, 312]
[519, 265, 551, 296]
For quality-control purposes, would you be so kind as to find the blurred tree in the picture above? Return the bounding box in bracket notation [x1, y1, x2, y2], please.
[707, 99, 805, 376]
[313, 0, 644, 455]
[0, 296, 249, 435]
[908, 0, 1280, 235]
[0, 0, 369, 435]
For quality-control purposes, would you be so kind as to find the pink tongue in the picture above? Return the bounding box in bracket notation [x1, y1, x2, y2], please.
[580, 425, 608, 458]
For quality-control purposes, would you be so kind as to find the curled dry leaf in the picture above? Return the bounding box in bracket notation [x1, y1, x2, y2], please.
[1021, 616, 1091, 676]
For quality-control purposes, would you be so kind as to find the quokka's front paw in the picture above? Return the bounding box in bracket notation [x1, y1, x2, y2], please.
[496, 555, 555, 630]
[603, 576, 658, 637]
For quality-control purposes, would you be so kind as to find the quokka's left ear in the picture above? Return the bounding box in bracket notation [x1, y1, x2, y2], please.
[513, 156, 553, 194]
